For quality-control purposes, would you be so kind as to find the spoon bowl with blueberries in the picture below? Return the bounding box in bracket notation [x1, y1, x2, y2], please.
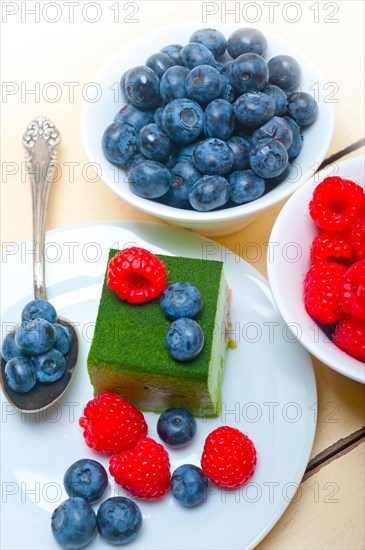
[0, 117, 79, 413]
[82, 23, 334, 235]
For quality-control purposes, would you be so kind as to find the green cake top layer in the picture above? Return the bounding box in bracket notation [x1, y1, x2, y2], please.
[87, 250, 225, 382]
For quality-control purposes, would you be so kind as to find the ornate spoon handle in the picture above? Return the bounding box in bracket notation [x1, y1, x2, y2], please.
[23, 116, 61, 300]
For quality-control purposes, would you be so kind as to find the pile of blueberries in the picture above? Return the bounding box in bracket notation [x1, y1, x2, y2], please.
[102, 27, 318, 212]
[52, 408, 206, 548]
[161, 281, 204, 361]
[1, 299, 71, 393]
[52, 458, 142, 547]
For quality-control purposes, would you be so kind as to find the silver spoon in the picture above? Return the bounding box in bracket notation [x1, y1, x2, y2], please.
[1, 116, 79, 413]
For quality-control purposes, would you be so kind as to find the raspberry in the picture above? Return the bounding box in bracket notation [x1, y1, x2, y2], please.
[310, 231, 355, 265]
[333, 316, 365, 362]
[349, 216, 365, 260]
[303, 262, 347, 324]
[201, 426, 256, 489]
[107, 247, 167, 304]
[79, 391, 148, 454]
[341, 260, 365, 321]
[109, 437, 171, 500]
[309, 177, 365, 232]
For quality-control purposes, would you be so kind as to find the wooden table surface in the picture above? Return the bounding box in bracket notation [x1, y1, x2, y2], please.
[1, 1, 364, 548]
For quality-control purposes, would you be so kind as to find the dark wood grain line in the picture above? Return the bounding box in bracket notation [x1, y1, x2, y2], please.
[303, 426, 365, 481]
[319, 137, 365, 170]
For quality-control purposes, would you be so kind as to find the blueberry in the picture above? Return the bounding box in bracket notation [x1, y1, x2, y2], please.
[21, 299, 57, 324]
[178, 141, 200, 161]
[160, 44, 183, 65]
[160, 282, 203, 320]
[166, 318, 204, 361]
[283, 116, 303, 158]
[157, 407, 197, 447]
[189, 28, 227, 58]
[234, 92, 275, 128]
[220, 60, 234, 78]
[193, 138, 234, 175]
[4, 357, 36, 393]
[64, 459, 108, 503]
[113, 104, 154, 131]
[153, 106, 165, 126]
[249, 138, 289, 178]
[102, 122, 138, 167]
[138, 123, 173, 162]
[127, 152, 147, 172]
[53, 323, 71, 355]
[32, 348, 66, 383]
[51, 497, 96, 550]
[185, 65, 222, 106]
[162, 99, 204, 144]
[220, 75, 236, 103]
[128, 160, 171, 199]
[227, 136, 251, 170]
[171, 464, 208, 507]
[180, 42, 217, 69]
[1, 330, 22, 362]
[228, 170, 265, 204]
[158, 189, 193, 210]
[15, 318, 56, 356]
[204, 99, 235, 140]
[252, 116, 293, 149]
[263, 84, 288, 116]
[160, 66, 189, 103]
[288, 92, 318, 126]
[124, 66, 160, 109]
[227, 28, 268, 58]
[265, 164, 292, 191]
[97, 497, 142, 545]
[268, 55, 302, 92]
[189, 175, 230, 211]
[230, 53, 268, 94]
[119, 70, 130, 102]
[170, 159, 202, 204]
[146, 52, 176, 79]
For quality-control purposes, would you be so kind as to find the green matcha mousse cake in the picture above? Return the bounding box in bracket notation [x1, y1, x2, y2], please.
[87, 249, 228, 417]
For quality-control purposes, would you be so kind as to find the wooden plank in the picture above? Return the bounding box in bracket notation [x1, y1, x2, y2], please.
[258, 443, 365, 549]
[304, 431, 365, 481]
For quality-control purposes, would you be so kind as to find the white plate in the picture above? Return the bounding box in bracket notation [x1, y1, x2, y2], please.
[1, 222, 316, 550]
[267, 155, 365, 384]
[81, 22, 334, 235]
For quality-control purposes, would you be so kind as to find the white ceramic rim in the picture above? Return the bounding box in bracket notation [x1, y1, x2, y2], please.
[81, 21, 335, 224]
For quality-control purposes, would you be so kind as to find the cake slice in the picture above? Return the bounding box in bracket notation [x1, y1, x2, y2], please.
[87, 249, 228, 417]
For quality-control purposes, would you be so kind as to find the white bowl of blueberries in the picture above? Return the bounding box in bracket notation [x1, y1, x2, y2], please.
[82, 22, 334, 236]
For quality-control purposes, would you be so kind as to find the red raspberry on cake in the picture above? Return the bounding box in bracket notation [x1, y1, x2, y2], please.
[309, 177, 365, 232]
[109, 436, 171, 500]
[303, 262, 347, 324]
[201, 426, 256, 489]
[341, 260, 365, 321]
[310, 231, 355, 265]
[107, 247, 167, 304]
[349, 216, 365, 260]
[79, 391, 148, 454]
[333, 316, 365, 362]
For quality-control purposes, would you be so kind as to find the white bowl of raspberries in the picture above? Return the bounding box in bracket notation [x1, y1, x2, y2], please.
[81, 22, 334, 236]
[268, 155, 365, 383]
